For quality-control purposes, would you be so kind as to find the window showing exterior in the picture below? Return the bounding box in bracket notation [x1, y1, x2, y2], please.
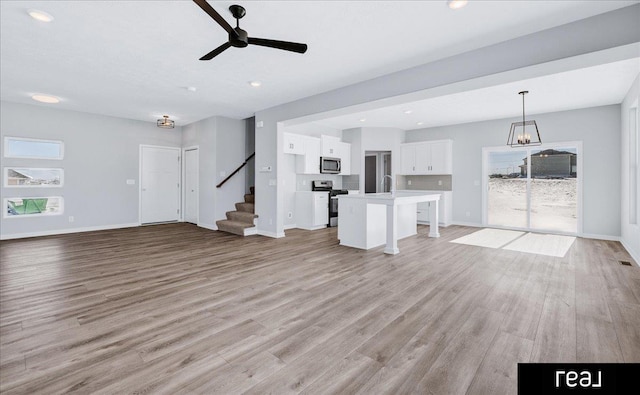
[4, 168, 63, 187]
[4, 197, 63, 217]
[4, 137, 64, 160]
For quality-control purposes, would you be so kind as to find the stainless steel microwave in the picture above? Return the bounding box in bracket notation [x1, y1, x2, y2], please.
[320, 157, 341, 174]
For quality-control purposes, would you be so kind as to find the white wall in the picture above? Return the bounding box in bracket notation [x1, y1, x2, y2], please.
[1, 101, 182, 239]
[620, 73, 640, 263]
[255, 5, 640, 238]
[182, 115, 246, 230]
[405, 105, 621, 239]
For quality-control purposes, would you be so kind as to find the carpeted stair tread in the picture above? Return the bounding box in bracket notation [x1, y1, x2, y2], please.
[235, 202, 255, 213]
[227, 211, 257, 223]
[216, 220, 256, 236]
[244, 194, 255, 203]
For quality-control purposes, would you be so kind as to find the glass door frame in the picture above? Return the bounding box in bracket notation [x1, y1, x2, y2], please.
[481, 141, 583, 236]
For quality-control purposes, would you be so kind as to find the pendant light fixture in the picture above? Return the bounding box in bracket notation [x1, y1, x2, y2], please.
[157, 115, 175, 129]
[507, 91, 541, 147]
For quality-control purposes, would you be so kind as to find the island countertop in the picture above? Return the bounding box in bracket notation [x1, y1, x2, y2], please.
[338, 191, 441, 205]
[338, 192, 441, 255]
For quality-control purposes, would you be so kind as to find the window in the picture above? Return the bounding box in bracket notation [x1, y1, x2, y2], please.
[4, 167, 64, 187]
[4, 197, 63, 218]
[4, 137, 64, 160]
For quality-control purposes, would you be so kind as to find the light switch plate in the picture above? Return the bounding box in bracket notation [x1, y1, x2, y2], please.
[126, 179, 135, 185]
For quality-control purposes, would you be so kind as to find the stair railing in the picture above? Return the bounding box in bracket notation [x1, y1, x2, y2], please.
[216, 152, 255, 188]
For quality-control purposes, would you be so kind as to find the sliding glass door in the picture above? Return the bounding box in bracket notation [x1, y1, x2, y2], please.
[484, 143, 580, 235]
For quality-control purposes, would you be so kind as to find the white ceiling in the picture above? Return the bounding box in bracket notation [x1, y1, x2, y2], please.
[1, 0, 638, 126]
[302, 58, 640, 132]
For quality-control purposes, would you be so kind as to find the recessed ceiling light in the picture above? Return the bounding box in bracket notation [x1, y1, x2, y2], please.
[249, 81, 262, 87]
[404, 110, 413, 114]
[360, 118, 366, 122]
[447, 0, 468, 10]
[28, 9, 54, 22]
[417, 122, 424, 126]
[32, 94, 60, 104]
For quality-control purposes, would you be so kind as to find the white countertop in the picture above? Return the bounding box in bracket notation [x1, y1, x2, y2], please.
[338, 191, 440, 205]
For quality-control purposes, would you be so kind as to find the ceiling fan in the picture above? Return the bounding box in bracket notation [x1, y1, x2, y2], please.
[193, 0, 308, 61]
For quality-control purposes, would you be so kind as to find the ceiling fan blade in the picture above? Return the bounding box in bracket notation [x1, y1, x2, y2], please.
[193, 0, 238, 38]
[200, 42, 232, 60]
[248, 37, 308, 54]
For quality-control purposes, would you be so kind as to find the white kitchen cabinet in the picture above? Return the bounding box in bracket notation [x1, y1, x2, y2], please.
[283, 132, 304, 155]
[413, 190, 452, 226]
[400, 140, 452, 175]
[337, 141, 351, 175]
[295, 136, 321, 174]
[295, 191, 329, 230]
[321, 135, 341, 157]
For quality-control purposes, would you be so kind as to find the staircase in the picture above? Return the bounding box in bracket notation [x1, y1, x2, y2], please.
[216, 187, 258, 236]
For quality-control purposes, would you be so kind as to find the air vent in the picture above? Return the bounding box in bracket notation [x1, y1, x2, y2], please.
[619, 260, 632, 266]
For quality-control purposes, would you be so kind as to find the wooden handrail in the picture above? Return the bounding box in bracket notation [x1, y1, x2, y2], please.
[216, 152, 255, 188]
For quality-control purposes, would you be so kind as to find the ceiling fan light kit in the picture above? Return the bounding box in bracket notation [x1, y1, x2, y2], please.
[507, 90, 542, 147]
[193, 0, 308, 61]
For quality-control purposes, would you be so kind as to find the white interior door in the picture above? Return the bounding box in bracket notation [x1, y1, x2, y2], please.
[140, 146, 180, 224]
[184, 148, 198, 224]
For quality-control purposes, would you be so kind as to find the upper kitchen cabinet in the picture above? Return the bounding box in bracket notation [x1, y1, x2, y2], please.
[296, 136, 321, 174]
[283, 132, 305, 155]
[321, 136, 351, 175]
[400, 140, 452, 175]
[321, 135, 341, 157]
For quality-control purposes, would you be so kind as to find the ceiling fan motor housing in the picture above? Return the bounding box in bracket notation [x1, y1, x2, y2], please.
[230, 27, 248, 47]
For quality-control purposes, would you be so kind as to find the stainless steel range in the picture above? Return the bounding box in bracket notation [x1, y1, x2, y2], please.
[312, 180, 348, 227]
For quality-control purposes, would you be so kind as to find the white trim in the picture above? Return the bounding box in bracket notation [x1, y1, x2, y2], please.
[4, 196, 64, 218]
[139, 144, 181, 225]
[198, 223, 218, 231]
[4, 167, 64, 188]
[284, 224, 297, 230]
[3, 136, 64, 160]
[257, 229, 286, 238]
[450, 221, 485, 228]
[182, 146, 199, 225]
[620, 238, 640, 267]
[580, 233, 620, 242]
[244, 227, 258, 236]
[482, 141, 583, 235]
[0, 222, 139, 240]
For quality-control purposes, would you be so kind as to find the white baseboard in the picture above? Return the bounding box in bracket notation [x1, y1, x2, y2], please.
[284, 224, 297, 230]
[244, 227, 258, 236]
[0, 222, 139, 240]
[450, 221, 484, 228]
[620, 238, 640, 267]
[257, 229, 286, 238]
[198, 223, 218, 231]
[580, 233, 620, 242]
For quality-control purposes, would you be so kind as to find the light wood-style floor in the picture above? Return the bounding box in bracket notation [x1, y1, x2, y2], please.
[1, 224, 639, 394]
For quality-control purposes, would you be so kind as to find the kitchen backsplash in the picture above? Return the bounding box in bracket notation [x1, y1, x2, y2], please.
[296, 174, 342, 191]
[341, 174, 360, 191]
[396, 175, 452, 191]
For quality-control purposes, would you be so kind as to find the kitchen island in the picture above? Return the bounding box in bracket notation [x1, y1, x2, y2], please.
[338, 192, 441, 255]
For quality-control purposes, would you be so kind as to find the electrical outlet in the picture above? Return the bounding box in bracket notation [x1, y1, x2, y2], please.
[408, 180, 412, 186]
[465, 211, 471, 217]
[302, 180, 306, 186]
[68, 216, 74, 223]
[438, 180, 443, 186]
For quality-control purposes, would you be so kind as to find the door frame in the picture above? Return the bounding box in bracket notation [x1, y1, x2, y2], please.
[182, 146, 199, 225]
[139, 144, 182, 225]
[482, 141, 583, 236]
